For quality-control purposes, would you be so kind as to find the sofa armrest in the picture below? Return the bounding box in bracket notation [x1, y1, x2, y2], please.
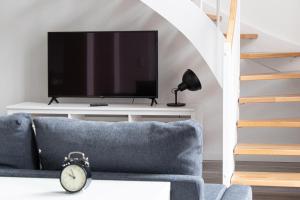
[221, 185, 252, 200]
[0, 169, 204, 200]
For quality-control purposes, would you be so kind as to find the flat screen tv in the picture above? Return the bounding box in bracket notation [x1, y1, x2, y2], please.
[48, 31, 158, 99]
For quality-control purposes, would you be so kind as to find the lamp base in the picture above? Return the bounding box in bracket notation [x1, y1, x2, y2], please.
[167, 103, 186, 107]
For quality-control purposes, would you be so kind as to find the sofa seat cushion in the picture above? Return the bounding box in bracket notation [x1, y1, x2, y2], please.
[0, 113, 39, 169]
[204, 184, 227, 200]
[33, 118, 203, 175]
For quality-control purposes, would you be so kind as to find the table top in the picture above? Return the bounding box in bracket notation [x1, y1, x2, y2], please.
[0, 177, 170, 200]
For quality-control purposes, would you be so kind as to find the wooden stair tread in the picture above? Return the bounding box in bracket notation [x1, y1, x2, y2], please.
[206, 13, 222, 22]
[232, 171, 300, 187]
[234, 144, 300, 156]
[224, 33, 258, 39]
[240, 73, 300, 81]
[239, 95, 300, 104]
[238, 119, 300, 128]
[241, 52, 300, 59]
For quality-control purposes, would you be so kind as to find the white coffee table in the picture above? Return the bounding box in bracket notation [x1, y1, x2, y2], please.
[0, 177, 170, 200]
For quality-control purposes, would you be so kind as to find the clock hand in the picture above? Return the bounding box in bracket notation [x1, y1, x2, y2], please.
[68, 173, 75, 179]
[71, 169, 75, 176]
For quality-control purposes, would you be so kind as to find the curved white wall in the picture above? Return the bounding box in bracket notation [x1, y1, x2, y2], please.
[139, 0, 225, 87]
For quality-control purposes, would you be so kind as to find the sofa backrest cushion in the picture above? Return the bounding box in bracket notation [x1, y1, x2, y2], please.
[0, 113, 39, 169]
[33, 118, 203, 176]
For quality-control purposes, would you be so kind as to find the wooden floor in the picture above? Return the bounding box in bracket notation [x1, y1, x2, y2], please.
[203, 161, 300, 200]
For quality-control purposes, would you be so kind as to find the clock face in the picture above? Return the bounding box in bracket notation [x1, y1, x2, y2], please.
[60, 164, 87, 193]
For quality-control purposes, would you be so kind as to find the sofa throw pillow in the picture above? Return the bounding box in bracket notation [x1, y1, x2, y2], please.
[0, 113, 39, 169]
[33, 118, 203, 176]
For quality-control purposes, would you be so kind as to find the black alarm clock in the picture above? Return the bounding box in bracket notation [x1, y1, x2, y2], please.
[60, 152, 91, 193]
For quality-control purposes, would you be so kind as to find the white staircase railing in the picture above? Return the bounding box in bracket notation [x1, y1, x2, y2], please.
[222, 0, 240, 186]
[139, 0, 240, 186]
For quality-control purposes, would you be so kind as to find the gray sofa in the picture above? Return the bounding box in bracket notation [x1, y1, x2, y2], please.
[0, 113, 252, 200]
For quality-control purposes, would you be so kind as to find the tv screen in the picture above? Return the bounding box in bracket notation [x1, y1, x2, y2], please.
[48, 31, 158, 98]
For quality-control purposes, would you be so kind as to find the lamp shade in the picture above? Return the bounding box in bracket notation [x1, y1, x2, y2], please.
[177, 69, 202, 92]
[167, 69, 202, 107]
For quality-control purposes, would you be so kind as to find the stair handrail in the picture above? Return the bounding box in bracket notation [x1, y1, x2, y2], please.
[226, 0, 238, 45]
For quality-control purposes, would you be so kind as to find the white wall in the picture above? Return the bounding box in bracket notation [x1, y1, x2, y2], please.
[0, 0, 222, 160]
[205, 0, 300, 46]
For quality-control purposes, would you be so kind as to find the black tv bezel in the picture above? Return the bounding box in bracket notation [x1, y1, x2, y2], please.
[47, 30, 158, 99]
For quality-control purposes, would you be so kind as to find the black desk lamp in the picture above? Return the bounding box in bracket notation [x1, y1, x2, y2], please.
[167, 69, 202, 107]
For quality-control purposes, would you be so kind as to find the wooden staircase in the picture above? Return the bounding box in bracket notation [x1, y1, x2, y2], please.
[206, 13, 222, 22]
[208, 13, 259, 40]
[240, 73, 300, 81]
[202, 0, 300, 189]
[231, 36, 300, 187]
[234, 144, 300, 156]
[241, 52, 300, 59]
[224, 33, 258, 39]
[239, 95, 300, 104]
[237, 119, 300, 128]
[232, 172, 300, 188]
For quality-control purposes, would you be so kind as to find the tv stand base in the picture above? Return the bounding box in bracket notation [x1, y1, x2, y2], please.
[7, 102, 196, 122]
[48, 97, 59, 105]
[150, 98, 158, 107]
